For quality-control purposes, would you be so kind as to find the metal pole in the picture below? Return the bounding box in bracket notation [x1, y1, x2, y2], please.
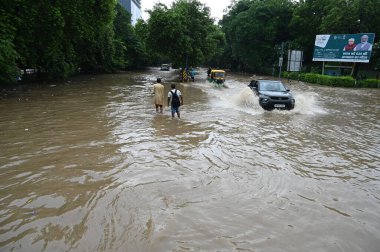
[322, 61, 325, 75]
[278, 42, 284, 78]
[184, 53, 189, 82]
[185, 53, 188, 72]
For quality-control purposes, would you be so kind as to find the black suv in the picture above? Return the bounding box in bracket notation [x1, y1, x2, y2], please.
[248, 79, 295, 110]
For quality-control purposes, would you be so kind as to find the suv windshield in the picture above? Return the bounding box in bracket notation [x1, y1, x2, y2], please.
[259, 81, 287, 92]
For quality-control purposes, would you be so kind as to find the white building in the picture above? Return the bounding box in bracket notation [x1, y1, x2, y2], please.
[119, 0, 142, 25]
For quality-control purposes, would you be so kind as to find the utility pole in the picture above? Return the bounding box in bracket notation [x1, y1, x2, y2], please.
[185, 53, 188, 72]
[353, 0, 364, 78]
[278, 42, 284, 78]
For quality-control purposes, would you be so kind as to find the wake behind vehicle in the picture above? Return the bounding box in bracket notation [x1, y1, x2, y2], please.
[248, 79, 295, 110]
[208, 69, 225, 87]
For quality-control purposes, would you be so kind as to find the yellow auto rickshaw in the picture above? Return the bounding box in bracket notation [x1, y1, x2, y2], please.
[208, 69, 225, 87]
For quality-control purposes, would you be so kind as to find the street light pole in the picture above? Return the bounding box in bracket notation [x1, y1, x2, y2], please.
[185, 53, 188, 72]
[278, 42, 284, 78]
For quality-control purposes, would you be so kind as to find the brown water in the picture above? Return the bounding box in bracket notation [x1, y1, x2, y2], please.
[1, 68, 379, 252]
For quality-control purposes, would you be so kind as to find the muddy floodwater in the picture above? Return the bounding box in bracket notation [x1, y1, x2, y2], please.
[1, 68, 379, 251]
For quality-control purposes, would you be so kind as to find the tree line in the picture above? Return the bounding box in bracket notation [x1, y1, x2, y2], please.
[218, 0, 380, 75]
[0, 0, 147, 84]
[1, 0, 379, 84]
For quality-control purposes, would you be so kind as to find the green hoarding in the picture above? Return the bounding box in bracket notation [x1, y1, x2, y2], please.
[313, 33, 375, 63]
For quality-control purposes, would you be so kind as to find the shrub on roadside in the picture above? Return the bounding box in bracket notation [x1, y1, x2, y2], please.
[282, 72, 379, 88]
[357, 79, 380, 88]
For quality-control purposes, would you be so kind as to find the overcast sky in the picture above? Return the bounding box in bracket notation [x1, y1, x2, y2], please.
[141, 0, 233, 22]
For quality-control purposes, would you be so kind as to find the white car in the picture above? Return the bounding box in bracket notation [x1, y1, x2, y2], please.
[160, 64, 170, 71]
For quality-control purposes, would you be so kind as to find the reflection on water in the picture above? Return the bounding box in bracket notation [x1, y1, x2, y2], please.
[0, 70, 379, 251]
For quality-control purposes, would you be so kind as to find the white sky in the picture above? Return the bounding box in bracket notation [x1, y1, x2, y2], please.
[141, 0, 233, 22]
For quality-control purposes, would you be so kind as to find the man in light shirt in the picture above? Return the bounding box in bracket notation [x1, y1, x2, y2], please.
[153, 78, 165, 113]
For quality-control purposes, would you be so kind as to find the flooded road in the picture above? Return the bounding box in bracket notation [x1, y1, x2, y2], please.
[1, 68, 379, 251]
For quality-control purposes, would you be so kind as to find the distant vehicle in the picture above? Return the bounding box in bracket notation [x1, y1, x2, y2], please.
[160, 64, 170, 71]
[208, 69, 225, 87]
[248, 79, 295, 110]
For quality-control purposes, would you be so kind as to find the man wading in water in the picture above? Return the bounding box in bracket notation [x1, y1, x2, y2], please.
[167, 84, 183, 119]
[153, 78, 165, 113]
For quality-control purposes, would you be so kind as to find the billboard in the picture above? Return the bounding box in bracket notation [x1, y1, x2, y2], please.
[312, 33, 375, 63]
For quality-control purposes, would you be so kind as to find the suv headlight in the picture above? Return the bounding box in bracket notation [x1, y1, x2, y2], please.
[259, 95, 269, 102]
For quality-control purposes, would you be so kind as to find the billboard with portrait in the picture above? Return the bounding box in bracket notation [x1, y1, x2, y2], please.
[312, 33, 375, 63]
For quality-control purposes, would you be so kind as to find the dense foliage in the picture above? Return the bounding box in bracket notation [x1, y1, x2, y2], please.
[220, 0, 294, 72]
[0, 4, 19, 84]
[114, 4, 149, 69]
[0, 0, 144, 84]
[145, 0, 225, 68]
[1, 0, 379, 84]
[220, 0, 380, 73]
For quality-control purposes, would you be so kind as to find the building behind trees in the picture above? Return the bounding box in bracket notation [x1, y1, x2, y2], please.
[119, 0, 142, 25]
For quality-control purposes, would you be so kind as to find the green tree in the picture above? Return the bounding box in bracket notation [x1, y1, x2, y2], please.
[146, 0, 223, 67]
[290, 0, 379, 73]
[1, 0, 150, 83]
[221, 0, 294, 72]
[70, 0, 117, 73]
[0, 2, 20, 83]
[135, 19, 154, 65]
[12, 0, 74, 79]
[114, 4, 148, 69]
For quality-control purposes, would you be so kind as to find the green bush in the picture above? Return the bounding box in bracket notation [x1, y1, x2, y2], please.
[358, 79, 380, 88]
[282, 71, 378, 88]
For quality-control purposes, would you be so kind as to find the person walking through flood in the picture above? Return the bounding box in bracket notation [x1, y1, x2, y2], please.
[153, 78, 165, 113]
[167, 84, 183, 119]
[189, 67, 196, 82]
[207, 67, 212, 77]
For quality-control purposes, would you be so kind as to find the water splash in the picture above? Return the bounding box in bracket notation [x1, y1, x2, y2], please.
[208, 85, 264, 115]
[209, 82, 326, 116]
[232, 87, 261, 108]
[290, 92, 327, 115]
